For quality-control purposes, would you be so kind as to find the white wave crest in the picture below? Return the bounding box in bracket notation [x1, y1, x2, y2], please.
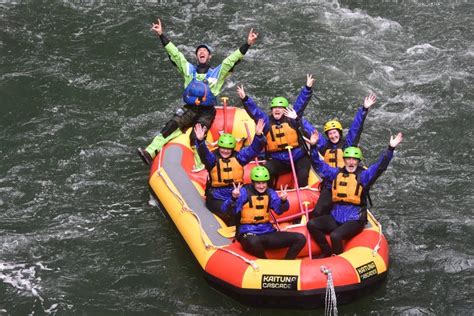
[0, 261, 59, 314]
[406, 43, 441, 55]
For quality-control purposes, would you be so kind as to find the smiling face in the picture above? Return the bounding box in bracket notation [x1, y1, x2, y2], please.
[218, 147, 232, 159]
[196, 48, 211, 65]
[326, 129, 341, 144]
[271, 107, 285, 120]
[344, 157, 360, 173]
[253, 181, 268, 193]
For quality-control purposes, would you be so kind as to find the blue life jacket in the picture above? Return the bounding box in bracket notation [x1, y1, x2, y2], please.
[182, 68, 217, 106]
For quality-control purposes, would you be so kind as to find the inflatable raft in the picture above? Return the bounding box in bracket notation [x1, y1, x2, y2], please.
[147, 106, 389, 308]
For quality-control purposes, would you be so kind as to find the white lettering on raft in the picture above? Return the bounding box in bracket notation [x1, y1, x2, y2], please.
[261, 275, 298, 290]
[356, 261, 378, 281]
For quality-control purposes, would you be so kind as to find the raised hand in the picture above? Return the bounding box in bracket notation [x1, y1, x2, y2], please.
[303, 130, 319, 146]
[364, 94, 377, 109]
[236, 84, 246, 99]
[389, 132, 403, 148]
[194, 123, 206, 141]
[255, 119, 265, 136]
[247, 28, 258, 46]
[283, 106, 297, 120]
[151, 18, 163, 36]
[279, 184, 288, 201]
[232, 182, 243, 199]
[306, 74, 315, 88]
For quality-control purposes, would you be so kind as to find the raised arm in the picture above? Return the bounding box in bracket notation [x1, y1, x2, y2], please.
[194, 124, 216, 168]
[360, 132, 403, 187]
[237, 119, 266, 164]
[293, 74, 314, 115]
[210, 29, 259, 95]
[238, 85, 271, 129]
[309, 132, 339, 180]
[345, 95, 375, 147]
[151, 19, 191, 77]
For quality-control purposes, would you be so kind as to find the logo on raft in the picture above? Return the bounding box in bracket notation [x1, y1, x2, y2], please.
[356, 261, 378, 281]
[261, 274, 298, 290]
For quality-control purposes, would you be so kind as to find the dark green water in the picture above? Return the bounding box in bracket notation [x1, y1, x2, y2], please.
[1, 0, 473, 314]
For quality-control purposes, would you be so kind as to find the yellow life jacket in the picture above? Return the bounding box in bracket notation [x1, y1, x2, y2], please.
[331, 168, 364, 205]
[240, 187, 270, 224]
[323, 148, 345, 168]
[265, 119, 300, 152]
[209, 154, 244, 187]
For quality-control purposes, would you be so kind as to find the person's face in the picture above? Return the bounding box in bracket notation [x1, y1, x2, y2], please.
[218, 147, 232, 159]
[327, 129, 341, 144]
[254, 181, 268, 193]
[271, 107, 285, 120]
[196, 48, 211, 64]
[344, 157, 360, 173]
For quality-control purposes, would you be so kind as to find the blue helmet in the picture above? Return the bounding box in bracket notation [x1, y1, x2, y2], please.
[195, 44, 212, 55]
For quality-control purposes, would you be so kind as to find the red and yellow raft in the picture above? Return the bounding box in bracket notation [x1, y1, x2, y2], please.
[147, 106, 389, 308]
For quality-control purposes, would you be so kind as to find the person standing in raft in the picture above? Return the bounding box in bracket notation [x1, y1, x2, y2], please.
[223, 166, 306, 259]
[311, 94, 377, 217]
[194, 119, 266, 226]
[306, 131, 403, 257]
[237, 75, 315, 187]
[137, 18, 259, 168]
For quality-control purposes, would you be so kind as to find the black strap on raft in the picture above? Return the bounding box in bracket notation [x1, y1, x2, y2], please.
[216, 158, 222, 183]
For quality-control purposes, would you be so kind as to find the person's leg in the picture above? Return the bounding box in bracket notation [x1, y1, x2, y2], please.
[137, 106, 194, 165]
[190, 106, 216, 145]
[143, 126, 182, 156]
[259, 231, 307, 259]
[160, 120, 179, 138]
[329, 220, 365, 255]
[205, 196, 235, 226]
[295, 155, 311, 187]
[311, 185, 333, 218]
[239, 234, 266, 258]
[306, 215, 339, 257]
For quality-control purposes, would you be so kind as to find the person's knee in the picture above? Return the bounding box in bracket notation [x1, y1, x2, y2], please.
[306, 219, 318, 234]
[240, 235, 257, 248]
[294, 233, 306, 247]
[329, 231, 343, 243]
[161, 120, 179, 138]
[240, 235, 265, 258]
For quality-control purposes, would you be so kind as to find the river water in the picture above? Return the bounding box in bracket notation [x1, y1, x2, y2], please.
[1, 0, 473, 314]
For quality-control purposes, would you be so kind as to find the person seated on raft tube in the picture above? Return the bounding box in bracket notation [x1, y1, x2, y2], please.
[311, 94, 377, 218]
[222, 166, 306, 259]
[137, 18, 259, 167]
[193, 119, 266, 226]
[237, 74, 315, 187]
[305, 131, 404, 258]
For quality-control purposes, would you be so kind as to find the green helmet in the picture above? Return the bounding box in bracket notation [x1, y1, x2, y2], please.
[217, 133, 236, 149]
[270, 97, 289, 108]
[343, 146, 363, 160]
[250, 166, 270, 182]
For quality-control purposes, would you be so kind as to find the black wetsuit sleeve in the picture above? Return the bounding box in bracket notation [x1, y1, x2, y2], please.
[239, 43, 251, 55]
[159, 34, 170, 47]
